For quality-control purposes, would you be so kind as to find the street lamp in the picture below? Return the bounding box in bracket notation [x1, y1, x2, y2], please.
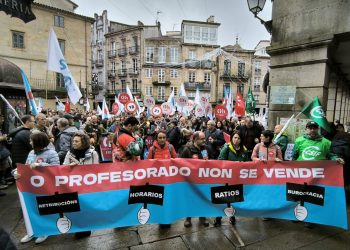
[247, 0, 272, 34]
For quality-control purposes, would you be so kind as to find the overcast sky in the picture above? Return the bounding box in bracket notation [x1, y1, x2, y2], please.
[73, 0, 272, 49]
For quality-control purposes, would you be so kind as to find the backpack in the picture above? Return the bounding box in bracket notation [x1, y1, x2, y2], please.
[151, 144, 173, 159]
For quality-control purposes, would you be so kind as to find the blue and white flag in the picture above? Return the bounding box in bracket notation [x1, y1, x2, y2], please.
[37, 98, 43, 112]
[21, 69, 38, 116]
[179, 83, 187, 97]
[55, 96, 65, 111]
[47, 27, 82, 104]
[167, 89, 176, 110]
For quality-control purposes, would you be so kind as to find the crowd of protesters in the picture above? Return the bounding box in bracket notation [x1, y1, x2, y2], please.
[0, 107, 349, 244]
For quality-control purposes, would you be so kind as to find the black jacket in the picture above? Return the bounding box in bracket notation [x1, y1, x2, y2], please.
[180, 142, 211, 159]
[166, 127, 180, 151]
[239, 124, 263, 151]
[8, 127, 32, 166]
[204, 128, 225, 159]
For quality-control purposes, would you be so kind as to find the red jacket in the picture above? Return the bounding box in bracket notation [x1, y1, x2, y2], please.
[147, 141, 177, 159]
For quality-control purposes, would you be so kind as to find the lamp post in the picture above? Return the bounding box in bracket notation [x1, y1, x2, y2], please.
[247, 0, 272, 34]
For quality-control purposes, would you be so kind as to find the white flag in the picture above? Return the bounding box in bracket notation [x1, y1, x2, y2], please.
[85, 97, 90, 112]
[97, 105, 102, 115]
[102, 98, 110, 120]
[47, 27, 82, 104]
[55, 96, 65, 111]
[115, 95, 125, 113]
[194, 86, 201, 106]
[126, 85, 134, 101]
[179, 83, 187, 97]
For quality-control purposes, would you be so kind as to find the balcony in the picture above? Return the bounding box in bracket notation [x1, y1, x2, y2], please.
[108, 50, 117, 58]
[152, 80, 171, 86]
[128, 68, 139, 76]
[108, 70, 116, 78]
[185, 59, 201, 69]
[95, 59, 103, 68]
[131, 88, 141, 96]
[118, 69, 127, 77]
[129, 46, 139, 55]
[184, 82, 211, 91]
[201, 60, 213, 69]
[220, 72, 249, 81]
[118, 48, 127, 57]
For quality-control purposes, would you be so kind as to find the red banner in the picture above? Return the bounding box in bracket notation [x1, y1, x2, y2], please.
[16, 160, 343, 195]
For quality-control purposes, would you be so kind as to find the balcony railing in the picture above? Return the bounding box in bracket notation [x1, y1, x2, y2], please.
[152, 80, 171, 86]
[128, 68, 139, 75]
[95, 59, 103, 67]
[185, 59, 201, 68]
[118, 48, 127, 56]
[129, 46, 139, 55]
[108, 70, 116, 78]
[118, 69, 127, 77]
[108, 50, 117, 58]
[184, 82, 211, 91]
[201, 60, 213, 69]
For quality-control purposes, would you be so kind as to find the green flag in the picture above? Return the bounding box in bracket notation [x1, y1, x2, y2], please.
[245, 86, 256, 114]
[301, 96, 332, 132]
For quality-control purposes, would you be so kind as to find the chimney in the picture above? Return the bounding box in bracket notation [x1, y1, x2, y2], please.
[207, 16, 215, 23]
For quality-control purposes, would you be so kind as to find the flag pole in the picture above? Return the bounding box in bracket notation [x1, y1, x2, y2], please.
[0, 94, 25, 126]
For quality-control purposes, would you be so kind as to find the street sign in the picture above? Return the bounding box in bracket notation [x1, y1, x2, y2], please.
[143, 96, 155, 108]
[119, 93, 130, 104]
[215, 105, 228, 120]
[161, 102, 173, 115]
[177, 96, 188, 107]
[151, 105, 163, 117]
[112, 103, 119, 115]
[125, 101, 137, 113]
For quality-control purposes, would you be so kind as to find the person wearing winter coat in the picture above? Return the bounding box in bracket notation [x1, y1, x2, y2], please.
[166, 120, 181, 151]
[215, 132, 248, 226]
[18, 132, 60, 245]
[147, 131, 177, 160]
[63, 131, 99, 238]
[55, 118, 78, 164]
[63, 132, 99, 165]
[8, 115, 35, 168]
[252, 130, 283, 162]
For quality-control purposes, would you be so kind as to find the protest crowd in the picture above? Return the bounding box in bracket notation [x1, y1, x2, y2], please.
[0, 99, 349, 245]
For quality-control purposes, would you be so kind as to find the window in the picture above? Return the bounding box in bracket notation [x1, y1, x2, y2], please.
[170, 47, 179, 64]
[158, 47, 166, 63]
[132, 58, 138, 72]
[158, 69, 165, 83]
[170, 69, 178, 78]
[133, 36, 138, 48]
[204, 73, 211, 83]
[58, 39, 65, 55]
[121, 80, 126, 92]
[121, 38, 126, 49]
[209, 28, 217, 43]
[193, 26, 200, 41]
[132, 79, 138, 91]
[97, 50, 103, 63]
[54, 15, 64, 27]
[98, 72, 103, 83]
[146, 47, 154, 63]
[237, 84, 244, 95]
[185, 25, 192, 40]
[111, 41, 116, 50]
[56, 73, 64, 88]
[188, 92, 196, 99]
[188, 50, 197, 60]
[111, 81, 116, 92]
[157, 86, 165, 101]
[223, 84, 230, 98]
[145, 86, 153, 96]
[12, 31, 24, 48]
[254, 94, 259, 101]
[170, 86, 178, 96]
[254, 77, 260, 91]
[145, 68, 153, 78]
[238, 62, 245, 77]
[189, 72, 196, 82]
[121, 60, 126, 70]
[202, 27, 209, 42]
[255, 61, 261, 74]
[224, 60, 231, 75]
[111, 61, 116, 72]
[97, 28, 103, 41]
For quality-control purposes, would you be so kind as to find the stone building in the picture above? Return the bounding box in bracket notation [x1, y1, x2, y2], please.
[0, 0, 94, 110]
[181, 17, 220, 102]
[143, 32, 182, 102]
[267, 0, 350, 126]
[105, 21, 161, 105]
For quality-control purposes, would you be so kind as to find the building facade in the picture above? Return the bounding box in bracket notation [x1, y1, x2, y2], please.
[105, 21, 161, 105]
[267, 0, 350, 126]
[0, 0, 94, 110]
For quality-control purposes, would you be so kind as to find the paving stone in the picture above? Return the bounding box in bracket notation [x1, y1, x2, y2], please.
[131, 237, 188, 250]
[137, 218, 215, 243]
[182, 228, 235, 250]
[297, 230, 350, 250]
[0, 207, 22, 233]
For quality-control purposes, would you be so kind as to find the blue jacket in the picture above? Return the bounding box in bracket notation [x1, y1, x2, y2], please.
[26, 147, 60, 166]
